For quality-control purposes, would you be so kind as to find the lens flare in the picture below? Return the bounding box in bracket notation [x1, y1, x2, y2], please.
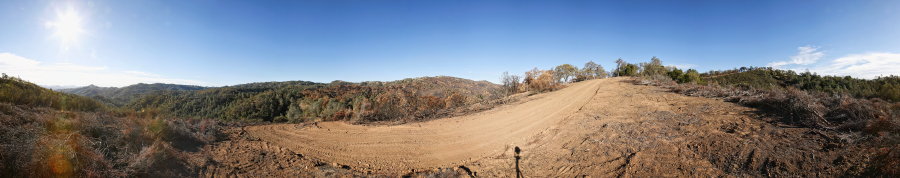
[45, 6, 85, 51]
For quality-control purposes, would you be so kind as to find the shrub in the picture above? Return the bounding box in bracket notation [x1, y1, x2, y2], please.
[702, 68, 900, 102]
[444, 92, 468, 109]
[640, 74, 676, 86]
[527, 70, 560, 92]
[743, 88, 829, 128]
[0, 103, 221, 177]
[653, 76, 899, 176]
[127, 140, 192, 177]
[682, 69, 701, 83]
[664, 80, 897, 133]
[614, 61, 640, 77]
[879, 83, 900, 102]
[28, 130, 111, 177]
[639, 56, 666, 77]
[667, 68, 684, 82]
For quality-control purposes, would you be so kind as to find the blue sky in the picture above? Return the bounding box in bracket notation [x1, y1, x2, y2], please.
[1, 0, 898, 87]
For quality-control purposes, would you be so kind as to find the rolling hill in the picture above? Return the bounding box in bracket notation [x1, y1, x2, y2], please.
[125, 76, 504, 122]
[0, 74, 103, 111]
[60, 83, 207, 106]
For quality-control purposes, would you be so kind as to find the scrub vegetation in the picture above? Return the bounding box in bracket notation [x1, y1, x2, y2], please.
[2, 56, 897, 176]
[0, 75, 221, 177]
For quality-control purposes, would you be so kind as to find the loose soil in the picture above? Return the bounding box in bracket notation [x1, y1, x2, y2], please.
[196, 78, 865, 177]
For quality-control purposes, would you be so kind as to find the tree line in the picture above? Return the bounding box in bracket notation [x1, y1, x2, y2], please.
[500, 61, 610, 95]
[604, 57, 899, 102]
[500, 57, 703, 95]
[613, 57, 701, 83]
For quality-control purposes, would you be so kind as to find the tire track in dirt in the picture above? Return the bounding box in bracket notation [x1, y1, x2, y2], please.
[246, 79, 604, 173]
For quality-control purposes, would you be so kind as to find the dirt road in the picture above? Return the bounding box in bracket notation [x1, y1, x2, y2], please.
[246, 77, 603, 173]
[204, 78, 858, 177]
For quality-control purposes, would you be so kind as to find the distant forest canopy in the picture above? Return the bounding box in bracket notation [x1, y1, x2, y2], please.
[5, 74, 504, 123]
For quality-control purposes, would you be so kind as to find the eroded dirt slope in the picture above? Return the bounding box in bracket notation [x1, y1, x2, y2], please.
[199, 78, 862, 177]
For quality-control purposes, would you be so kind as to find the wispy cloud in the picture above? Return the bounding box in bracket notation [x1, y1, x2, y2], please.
[768, 46, 824, 67]
[806, 52, 900, 79]
[768, 46, 900, 79]
[0, 52, 205, 87]
[667, 63, 696, 69]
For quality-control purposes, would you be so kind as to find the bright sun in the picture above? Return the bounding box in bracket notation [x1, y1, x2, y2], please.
[45, 6, 85, 50]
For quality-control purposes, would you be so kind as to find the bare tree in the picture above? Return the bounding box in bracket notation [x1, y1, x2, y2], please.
[500, 71, 522, 95]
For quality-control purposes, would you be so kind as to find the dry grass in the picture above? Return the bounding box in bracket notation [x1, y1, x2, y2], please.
[669, 83, 897, 133]
[640, 76, 899, 176]
[0, 103, 221, 177]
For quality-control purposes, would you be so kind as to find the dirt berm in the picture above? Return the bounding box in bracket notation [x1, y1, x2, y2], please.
[200, 78, 865, 177]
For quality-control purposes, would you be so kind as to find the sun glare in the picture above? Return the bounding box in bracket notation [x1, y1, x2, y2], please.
[45, 6, 85, 50]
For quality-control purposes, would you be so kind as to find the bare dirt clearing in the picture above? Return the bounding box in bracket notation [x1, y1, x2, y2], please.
[248, 76, 601, 173]
[200, 78, 863, 177]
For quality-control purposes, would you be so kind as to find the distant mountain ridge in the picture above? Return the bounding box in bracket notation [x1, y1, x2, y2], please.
[60, 83, 207, 106]
[39, 85, 84, 90]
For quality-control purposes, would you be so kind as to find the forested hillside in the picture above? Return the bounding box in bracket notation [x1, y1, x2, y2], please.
[60, 83, 206, 106]
[126, 76, 504, 123]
